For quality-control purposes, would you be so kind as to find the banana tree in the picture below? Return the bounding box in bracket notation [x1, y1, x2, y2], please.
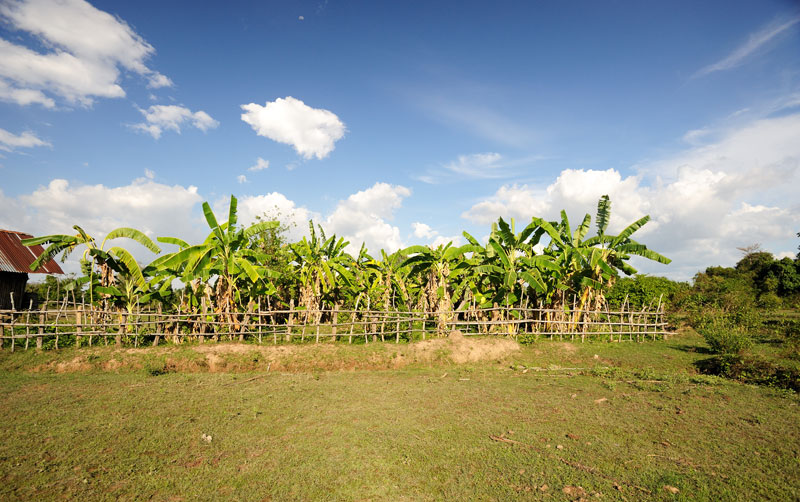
[22, 226, 161, 308]
[156, 195, 279, 318]
[401, 242, 481, 335]
[290, 221, 354, 316]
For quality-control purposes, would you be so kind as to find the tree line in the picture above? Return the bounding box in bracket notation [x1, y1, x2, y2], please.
[22, 195, 671, 322]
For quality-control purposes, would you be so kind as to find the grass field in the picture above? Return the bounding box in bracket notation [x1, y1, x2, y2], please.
[1, 330, 798, 501]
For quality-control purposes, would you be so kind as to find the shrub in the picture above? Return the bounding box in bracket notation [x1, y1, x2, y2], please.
[697, 321, 752, 355]
[696, 355, 800, 392]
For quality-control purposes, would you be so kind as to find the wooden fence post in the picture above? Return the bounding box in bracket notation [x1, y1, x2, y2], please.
[25, 298, 33, 351]
[116, 311, 124, 348]
[36, 303, 44, 351]
[76, 305, 82, 349]
[315, 308, 322, 344]
[153, 303, 162, 347]
[332, 305, 339, 342]
[286, 299, 294, 342]
[257, 298, 262, 345]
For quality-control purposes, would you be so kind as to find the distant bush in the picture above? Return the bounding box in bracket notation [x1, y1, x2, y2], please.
[606, 275, 689, 310]
[696, 355, 800, 392]
[697, 320, 752, 355]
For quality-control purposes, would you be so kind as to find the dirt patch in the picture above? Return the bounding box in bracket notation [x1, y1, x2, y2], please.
[22, 334, 519, 374]
[447, 330, 519, 363]
[102, 359, 123, 371]
[405, 330, 519, 365]
[556, 342, 578, 354]
[53, 356, 93, 373]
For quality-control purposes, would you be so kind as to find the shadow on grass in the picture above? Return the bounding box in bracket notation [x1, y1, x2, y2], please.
[670, 343, 714, 355]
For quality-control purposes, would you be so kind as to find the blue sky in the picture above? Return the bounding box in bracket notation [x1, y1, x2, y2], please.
[1, 0, 799, 280]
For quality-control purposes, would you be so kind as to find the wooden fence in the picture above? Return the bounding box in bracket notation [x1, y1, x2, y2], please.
[0, 296, 667, 351]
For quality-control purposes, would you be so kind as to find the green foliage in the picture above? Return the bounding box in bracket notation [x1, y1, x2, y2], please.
[696, 354, 800, 392]
[23, 195, 673, 321]
[697, 318, 753, 355]
[606, 274, 688, 309]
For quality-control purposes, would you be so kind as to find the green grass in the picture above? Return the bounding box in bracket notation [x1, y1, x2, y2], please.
[0, 331, 798, 501]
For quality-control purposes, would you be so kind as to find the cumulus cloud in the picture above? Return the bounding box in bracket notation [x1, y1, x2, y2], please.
[240, 96, 346, 160]
[0, 0, 172, 106]
[323, 182, 411, 254]
[248, 157, 270, 172]
[411, 222, 463, 247]
[412, 222, 436, 239]
[0, 176, 203, 274]
[132, 105, 219, 139]
[232, 192, 320, 243]
[0, 127, 50, 152]
[463, 112, 800, 279]
[237, 175, 248, 184]
[0, 79, 55, 108]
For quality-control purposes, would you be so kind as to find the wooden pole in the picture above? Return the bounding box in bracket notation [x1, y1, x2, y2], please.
[257, 298, 262, 344]
[332, 304, 339, 342]
[199, 297, 207, 343]
[76, 304, 83, 348]
[153, 302, 162, 347]
[315, 308, 321, 344]
[25, 298, 33, 351]
[286, 299, 294, 342]
[36, 300, 44, 350]
[116, 310, 124, 348]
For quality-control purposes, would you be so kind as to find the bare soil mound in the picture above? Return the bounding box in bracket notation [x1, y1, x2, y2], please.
[25, 332, 520, 373]
[407, 330, 520, 364]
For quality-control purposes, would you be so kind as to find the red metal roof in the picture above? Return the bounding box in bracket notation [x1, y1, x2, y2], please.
[0, 230, 64, 274]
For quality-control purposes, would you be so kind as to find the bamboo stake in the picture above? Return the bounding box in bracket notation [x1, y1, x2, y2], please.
[332, 304, 339, 342]
[257, 298, 262, 344]
[199, 297, 207, 343]
[9, 294, 16, 353]
[36, 298, 43, 351]
[286, 299, 294, 343]
[315, 308, 321, 344]
[25, 298, 32, 351]
[76, 304, 83, 349]
[153, 302, 162, 347]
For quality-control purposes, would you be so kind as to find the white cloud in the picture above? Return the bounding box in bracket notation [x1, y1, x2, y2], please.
[146, 73, 173, 89]
[694, 15, 800, 77]
[233, 192, 320, 242]
[462, 184, 549, 225]
[0, 127, 50, 151]
[0, 177, 203, 275]
[323, 182, 411, 254]
[0, 79, 55, 107]
[445, 152, 503, 176]
[412, 222, 436, 239]
[411, 222, 462, 247]
[682, 127, 712, 145]
[463, 112, 800, 279]
[248, 157, 270, 172]
[237, 175, 248, 184]
[0, 0, 172, 106]
[240, 96, 346, 160]
[132, 105, 219, 139]
[418, 152, 546, 184]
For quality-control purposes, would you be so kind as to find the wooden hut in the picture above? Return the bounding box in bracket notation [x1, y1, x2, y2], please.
[0, 230, 64, 309]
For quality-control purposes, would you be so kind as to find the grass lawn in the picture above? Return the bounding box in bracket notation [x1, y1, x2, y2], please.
[0, 330, 798, 501]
